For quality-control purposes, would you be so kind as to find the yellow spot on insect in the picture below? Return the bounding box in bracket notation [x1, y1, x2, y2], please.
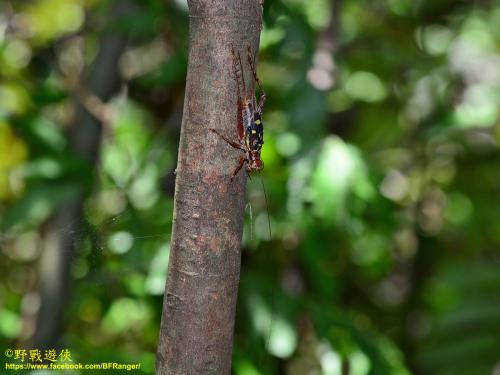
[255, 120, 261, 125]
[252, 130, 257, 134]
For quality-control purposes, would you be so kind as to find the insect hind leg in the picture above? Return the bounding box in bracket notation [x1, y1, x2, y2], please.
[246, 46, 267, 113]
[230, 45, 246, 140]
[230, 46, 249, 101]
[209, 128, 245, 151]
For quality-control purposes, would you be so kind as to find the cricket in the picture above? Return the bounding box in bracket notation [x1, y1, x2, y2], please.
[210, 45, 267, 179]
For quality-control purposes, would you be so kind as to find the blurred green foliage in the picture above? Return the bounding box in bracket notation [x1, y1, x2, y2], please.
[1, 0, 500, 374]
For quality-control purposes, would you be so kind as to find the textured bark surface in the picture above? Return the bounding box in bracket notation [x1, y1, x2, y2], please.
[156, 1, 262, 374]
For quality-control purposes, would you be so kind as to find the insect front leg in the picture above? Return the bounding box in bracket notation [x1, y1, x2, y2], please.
[210, 128, 247, 179]
[231, 155, 247, 180]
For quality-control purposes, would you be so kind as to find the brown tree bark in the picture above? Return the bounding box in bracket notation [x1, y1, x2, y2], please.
[156, 1, 263, 374]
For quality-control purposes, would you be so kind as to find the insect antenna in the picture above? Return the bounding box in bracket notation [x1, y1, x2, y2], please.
[265, 284, 276, 360]
[259, 173, 272, 241]
[259, 174, 275, 367]
[250, 174, 275, 371]
[245, 202, 253, 241]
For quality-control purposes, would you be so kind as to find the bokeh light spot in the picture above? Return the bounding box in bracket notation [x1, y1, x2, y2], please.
[267, 316, 298, 358]
[445, 192, 473, 225]
[345, 71, 387, 102]
[0, 309, 21, 338]
[108, 231, 134, 254]
[145, 243, 170, 295]
[276, 132, 301, 157]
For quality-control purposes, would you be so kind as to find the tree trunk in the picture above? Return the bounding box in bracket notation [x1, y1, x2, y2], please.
[156, 1, 263, 374]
